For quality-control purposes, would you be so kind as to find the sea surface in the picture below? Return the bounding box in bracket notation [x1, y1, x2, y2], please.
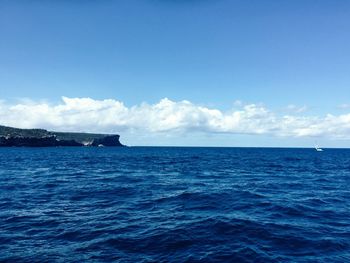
[0, 147, 349, 262]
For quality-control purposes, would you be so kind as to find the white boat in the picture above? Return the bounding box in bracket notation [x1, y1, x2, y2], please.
[315, 145, 323, 152]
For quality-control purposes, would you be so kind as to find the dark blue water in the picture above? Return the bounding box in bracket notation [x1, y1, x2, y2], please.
[0, 147, 349, 262]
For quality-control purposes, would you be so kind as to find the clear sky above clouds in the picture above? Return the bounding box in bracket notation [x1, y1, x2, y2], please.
[1, 0, 350, 146]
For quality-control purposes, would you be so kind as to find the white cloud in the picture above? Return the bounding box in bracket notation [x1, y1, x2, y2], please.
[338, 103, 350, 109]
[1, 97, 350, 140]
[285, 104, 308, 113]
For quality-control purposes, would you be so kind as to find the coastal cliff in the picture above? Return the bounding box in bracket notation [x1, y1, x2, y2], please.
[0, 125, 124, 147]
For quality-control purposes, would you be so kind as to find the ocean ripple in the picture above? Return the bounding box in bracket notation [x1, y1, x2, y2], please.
[0, 147, 350, 262]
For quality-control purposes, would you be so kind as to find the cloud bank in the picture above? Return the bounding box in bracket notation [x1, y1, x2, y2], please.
[1, 97, 350, 140]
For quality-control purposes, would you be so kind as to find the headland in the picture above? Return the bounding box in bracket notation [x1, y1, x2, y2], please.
[0, 125, 124, 147]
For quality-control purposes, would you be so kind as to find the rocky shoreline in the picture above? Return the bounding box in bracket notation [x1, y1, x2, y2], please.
[0, 125, 124, 147]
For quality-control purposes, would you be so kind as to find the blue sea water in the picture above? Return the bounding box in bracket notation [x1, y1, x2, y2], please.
[0, 147, 349, 263]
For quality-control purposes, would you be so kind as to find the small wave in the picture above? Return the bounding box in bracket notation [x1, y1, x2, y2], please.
[1, 147, 350, 262]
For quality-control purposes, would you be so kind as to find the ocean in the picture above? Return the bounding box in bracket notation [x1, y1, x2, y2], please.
[0, 147, 349, 262]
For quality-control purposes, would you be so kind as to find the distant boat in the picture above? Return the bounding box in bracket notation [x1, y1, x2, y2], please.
[315, 145, 323, 152]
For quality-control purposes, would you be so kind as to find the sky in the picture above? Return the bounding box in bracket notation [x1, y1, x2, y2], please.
[1, 0, 350, 147]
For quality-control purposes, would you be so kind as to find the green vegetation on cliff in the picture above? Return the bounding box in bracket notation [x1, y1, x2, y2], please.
[0, 125, 48, 138]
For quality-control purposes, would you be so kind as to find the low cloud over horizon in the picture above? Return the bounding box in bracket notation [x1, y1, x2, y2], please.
[1, 97, 350, 142]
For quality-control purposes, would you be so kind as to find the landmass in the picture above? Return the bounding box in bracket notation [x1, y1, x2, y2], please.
[0, 125, 124, 147]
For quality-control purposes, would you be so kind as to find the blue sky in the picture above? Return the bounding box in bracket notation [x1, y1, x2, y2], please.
[1, 0, 350, 146]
